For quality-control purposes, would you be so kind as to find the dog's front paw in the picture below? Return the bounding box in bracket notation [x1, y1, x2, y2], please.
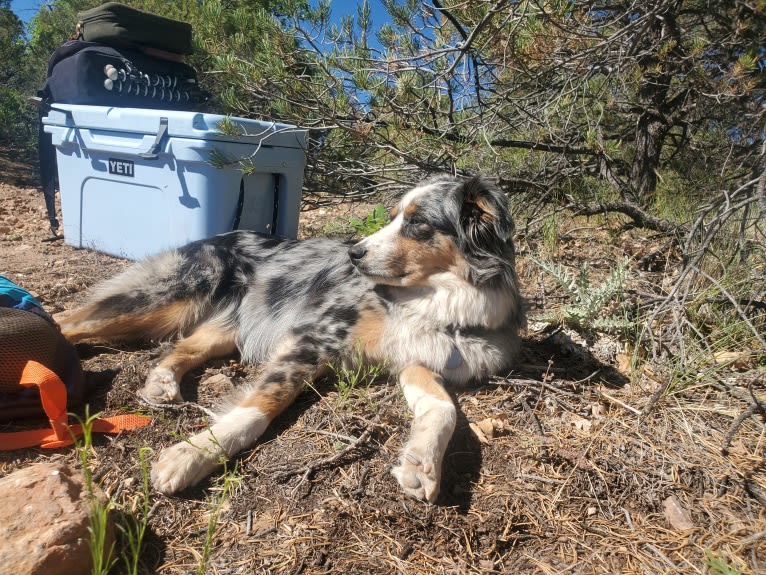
[139, 367, 182, 404]
[151, 441, 220, 494]
[391, 446, 442, 503]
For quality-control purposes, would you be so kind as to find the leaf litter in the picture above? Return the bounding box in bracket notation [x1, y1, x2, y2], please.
[0, 163, 764, 574]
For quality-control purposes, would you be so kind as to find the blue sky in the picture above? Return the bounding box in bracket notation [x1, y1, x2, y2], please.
[11, 0, 43, 25]
[10, 1, 389, 28]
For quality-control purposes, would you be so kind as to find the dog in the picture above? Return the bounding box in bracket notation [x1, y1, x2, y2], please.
[59, 175, 525, 503]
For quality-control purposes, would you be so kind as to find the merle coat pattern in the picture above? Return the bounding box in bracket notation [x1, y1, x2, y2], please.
[60, 175, 525, 502]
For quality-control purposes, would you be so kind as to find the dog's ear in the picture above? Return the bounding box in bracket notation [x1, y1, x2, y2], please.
[459, 177, 514, 249]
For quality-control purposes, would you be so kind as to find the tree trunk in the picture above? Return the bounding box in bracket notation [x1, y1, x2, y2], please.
[630, 111, 668, 204]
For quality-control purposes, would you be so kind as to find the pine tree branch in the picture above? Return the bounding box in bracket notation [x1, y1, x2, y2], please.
[489, 138, 600, 156]
[431, 0, 468, 41]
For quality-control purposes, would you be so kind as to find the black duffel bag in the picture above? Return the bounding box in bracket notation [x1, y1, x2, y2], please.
[39, 40, 207, 110]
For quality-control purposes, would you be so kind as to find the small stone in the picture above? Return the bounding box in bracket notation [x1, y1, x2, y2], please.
[663, 495, 695, 531]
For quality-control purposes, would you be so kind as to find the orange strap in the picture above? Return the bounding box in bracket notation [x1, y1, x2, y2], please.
[0, 360, 151, 450]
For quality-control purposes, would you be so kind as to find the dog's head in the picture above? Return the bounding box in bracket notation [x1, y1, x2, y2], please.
[348, 176, 517, 287]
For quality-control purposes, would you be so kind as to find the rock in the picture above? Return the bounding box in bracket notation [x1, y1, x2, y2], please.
[202, 372, 234, 393]
[663, 494, 695, 531]
[0, 462, 114, 575]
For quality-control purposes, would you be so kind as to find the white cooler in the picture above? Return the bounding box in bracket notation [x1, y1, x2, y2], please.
[43, 104, 307, 259]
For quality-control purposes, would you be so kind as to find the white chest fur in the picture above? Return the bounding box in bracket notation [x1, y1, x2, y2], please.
[378, 276, 517, 384]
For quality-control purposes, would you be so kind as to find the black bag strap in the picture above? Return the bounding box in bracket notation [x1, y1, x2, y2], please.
[36, 93, 60, 237]
[35, 43, 87, 238]
[232, 179, 245, 231]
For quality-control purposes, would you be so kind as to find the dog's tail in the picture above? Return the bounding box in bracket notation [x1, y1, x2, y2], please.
[59, 247, 234, 343]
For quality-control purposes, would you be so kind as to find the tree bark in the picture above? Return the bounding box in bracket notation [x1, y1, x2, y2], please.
[630, 111, 669, 203]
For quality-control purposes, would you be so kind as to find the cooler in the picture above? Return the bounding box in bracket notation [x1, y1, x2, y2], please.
[42, 104, 307, 259]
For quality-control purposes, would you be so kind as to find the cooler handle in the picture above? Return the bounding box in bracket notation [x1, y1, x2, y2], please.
[55, 116, 169, 159]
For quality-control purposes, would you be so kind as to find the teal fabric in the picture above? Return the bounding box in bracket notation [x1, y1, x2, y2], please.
[0, 275, 52, 322]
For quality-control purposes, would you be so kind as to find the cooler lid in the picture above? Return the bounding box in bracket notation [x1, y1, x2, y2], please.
[42, 104, 306, 149]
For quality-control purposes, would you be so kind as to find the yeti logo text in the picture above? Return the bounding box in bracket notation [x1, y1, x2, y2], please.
[108, 159, 135, 177]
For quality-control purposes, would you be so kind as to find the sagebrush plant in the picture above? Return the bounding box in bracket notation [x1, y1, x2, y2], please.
[533, 257, 633, 333]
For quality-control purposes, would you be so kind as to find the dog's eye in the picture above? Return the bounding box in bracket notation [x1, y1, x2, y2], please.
[405, 216, 433, 237]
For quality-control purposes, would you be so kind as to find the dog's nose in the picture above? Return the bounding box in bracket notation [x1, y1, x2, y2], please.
[348, 243, 367, 262]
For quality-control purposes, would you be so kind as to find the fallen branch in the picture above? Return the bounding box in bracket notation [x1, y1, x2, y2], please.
[521, 398, 549, 459]
[275, 425, 378, 496]
[565, 197, 683, 234]
[722, 379, 766, 455]
[640, 375, 671, 417]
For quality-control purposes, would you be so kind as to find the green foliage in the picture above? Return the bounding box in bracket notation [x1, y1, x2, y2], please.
[0, 2, 38, 151]
[541, 212, 559, 254]
[348, 203, 389, 236]
[533, 258, 633, 334]
[73, 408, 117, 575]
[197, 463, 242, 575]
[659, 263, 766, 394]
[329, 343, 387, 407]
[118, 447, 152, 575]
[651, 170, 700, 223]
[74, 408, 154, 575]
[704, 550, 742, 575]
[0, 86, 37, 152]
[0, 3, 26, 84]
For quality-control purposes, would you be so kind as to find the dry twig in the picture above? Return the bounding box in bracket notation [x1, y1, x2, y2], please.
[271, 391, 398, 493]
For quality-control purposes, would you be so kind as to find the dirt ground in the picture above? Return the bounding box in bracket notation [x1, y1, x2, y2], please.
[0, 149, 764, 574]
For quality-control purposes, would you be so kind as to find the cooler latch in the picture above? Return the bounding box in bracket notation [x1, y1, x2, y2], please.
[138, 117, 169, 160]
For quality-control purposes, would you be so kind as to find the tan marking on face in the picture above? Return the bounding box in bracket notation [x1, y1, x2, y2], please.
[387, 232, 470, 284]
[403, 202, 419, 218]
[389, 204, 400, 219]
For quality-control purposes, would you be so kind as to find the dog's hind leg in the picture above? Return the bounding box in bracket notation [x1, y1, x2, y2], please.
[150, 335, 327, 494]
[139, 320, 237, 404]
[59, 299, 194, 344]
[58, 250, 214, 344]
[391, 365, 457, 503]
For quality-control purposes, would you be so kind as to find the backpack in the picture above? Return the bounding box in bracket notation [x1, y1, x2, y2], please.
[0, 276, 150, 449]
